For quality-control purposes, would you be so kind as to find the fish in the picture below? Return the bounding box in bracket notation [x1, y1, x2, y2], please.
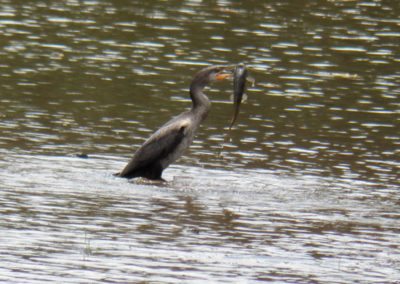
[219, 63, 253, 156]
[229, 63, 248, 130]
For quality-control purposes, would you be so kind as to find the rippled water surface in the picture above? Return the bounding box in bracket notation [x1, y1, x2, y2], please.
[1, 0, 399, 283]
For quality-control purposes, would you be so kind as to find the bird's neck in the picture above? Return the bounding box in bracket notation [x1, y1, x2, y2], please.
[189, 84, 211, 119]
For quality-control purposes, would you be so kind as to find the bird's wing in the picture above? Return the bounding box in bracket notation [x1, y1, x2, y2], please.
[118, 120, 189, 177]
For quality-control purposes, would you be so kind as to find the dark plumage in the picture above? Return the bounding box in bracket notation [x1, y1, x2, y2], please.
[116, 65, 233, 180]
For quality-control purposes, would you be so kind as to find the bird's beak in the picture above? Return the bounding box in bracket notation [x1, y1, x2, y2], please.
[216, 69, 234, 81]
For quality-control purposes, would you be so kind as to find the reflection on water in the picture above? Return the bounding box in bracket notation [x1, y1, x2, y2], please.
[0, 153, 399, 283]
[0, 0, 399, 282]
[0, 0, 399, 186]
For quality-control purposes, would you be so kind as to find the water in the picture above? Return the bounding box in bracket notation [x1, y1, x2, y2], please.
[1, 153, 399, 283]
[0, 0, 399, 282]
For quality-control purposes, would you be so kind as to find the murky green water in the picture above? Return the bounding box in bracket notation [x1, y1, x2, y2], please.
[1, 0, 399, 283]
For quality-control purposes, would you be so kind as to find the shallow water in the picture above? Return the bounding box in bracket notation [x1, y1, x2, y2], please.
[0, 0, 399, 282]
[1, 153, 399, 283]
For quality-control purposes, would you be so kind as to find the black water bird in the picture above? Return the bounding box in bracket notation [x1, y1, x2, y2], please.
[116, 65, 233, 180]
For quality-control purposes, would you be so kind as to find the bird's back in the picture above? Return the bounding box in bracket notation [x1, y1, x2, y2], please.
[117, 110, 198, 179]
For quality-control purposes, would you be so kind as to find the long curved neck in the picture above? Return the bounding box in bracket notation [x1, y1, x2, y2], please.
[189, 81, 211, 120]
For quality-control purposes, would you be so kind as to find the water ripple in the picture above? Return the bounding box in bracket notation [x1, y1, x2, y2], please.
[0, 0, 399, 281]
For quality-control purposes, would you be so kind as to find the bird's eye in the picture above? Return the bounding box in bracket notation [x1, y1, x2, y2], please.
[209, 70, 218, 77]
[214, 68, 222, 74]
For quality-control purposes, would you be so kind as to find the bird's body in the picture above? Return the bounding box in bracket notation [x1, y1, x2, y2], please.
[116, 65, 232, 180]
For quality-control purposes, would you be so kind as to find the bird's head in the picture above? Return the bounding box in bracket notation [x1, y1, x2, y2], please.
[191, 65, 234, 88]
